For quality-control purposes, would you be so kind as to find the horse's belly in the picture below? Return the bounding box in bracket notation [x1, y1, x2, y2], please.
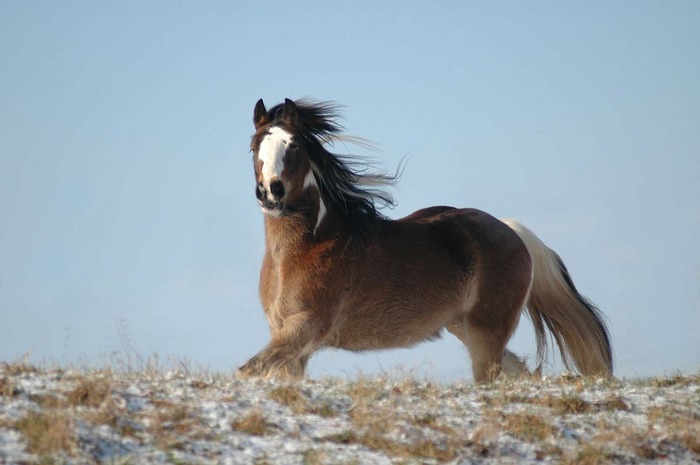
[328, 308, 448, 352]
[332, 331, 443, 352]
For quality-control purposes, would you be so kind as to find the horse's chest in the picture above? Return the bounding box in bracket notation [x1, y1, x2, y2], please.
[259, 253, 318, 328]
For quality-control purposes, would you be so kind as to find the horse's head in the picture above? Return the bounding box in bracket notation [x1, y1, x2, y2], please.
[250, 98, 397, 238]
[250, 98, 317, 217]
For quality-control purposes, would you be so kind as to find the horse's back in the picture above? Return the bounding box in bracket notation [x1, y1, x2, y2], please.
[399, 205, 532, 298]
[398, 205, 457, 222]
[400, 206, 525, 250]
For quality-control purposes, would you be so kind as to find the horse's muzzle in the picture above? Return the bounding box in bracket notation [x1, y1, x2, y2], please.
[260, 199, 285, 217]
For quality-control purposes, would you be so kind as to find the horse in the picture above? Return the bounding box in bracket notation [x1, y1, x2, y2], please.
[239, 98, 612, 383]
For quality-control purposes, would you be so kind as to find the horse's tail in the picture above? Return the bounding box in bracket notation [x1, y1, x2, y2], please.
[502, 219, 613, 377]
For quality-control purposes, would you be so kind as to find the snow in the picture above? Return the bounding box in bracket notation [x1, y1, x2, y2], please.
[0, 365, 698, 464]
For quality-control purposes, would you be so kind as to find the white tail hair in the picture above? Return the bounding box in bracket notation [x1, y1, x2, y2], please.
[502, 219, 613, 376]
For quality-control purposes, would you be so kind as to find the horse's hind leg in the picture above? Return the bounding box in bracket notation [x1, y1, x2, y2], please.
[502, 349, 529, 377]
[447, 312, 525, 382]
[446, 317, 504, 382]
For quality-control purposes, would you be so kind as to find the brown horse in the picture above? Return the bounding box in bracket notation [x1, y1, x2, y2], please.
[240, 98, 612, 382]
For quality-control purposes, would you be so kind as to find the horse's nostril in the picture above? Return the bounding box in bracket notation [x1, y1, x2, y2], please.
[255, 182, 265, 201]
[270, 180, 285, 199]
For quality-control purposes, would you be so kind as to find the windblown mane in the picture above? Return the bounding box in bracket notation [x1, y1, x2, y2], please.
[267, 99, 398, 224]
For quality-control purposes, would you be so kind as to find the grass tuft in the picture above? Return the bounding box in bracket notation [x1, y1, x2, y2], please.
[326, 430, 460, 462]
[269, 385, 306, 412]
[595, 395, 629, 412]
[231, 410, 271, 436]
[648, 373, 697, 388]
[561, 444, 612, 465]
[0, 375, 18, 397]
[502, 413, 556, 442]
[269, 384, 339, 417]
[13, 411, 76, 456]
[1, 359, 39, 376]
[67, 376, 112, 408]
[542, 395, 592, 414]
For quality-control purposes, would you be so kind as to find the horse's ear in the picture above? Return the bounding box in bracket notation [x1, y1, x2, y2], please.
[253, 99, 269, 129]
[282, 98, 298, 123]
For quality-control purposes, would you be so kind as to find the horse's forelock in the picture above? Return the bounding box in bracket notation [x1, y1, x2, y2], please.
[267, 99, 344, 143]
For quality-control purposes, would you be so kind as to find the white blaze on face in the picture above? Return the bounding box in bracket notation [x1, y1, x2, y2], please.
[258, 126, 293, 191]
[303, 170, 327, 234]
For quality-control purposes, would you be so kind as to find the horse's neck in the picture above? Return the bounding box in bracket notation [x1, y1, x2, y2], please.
[266, 188, 338, 245]
[264, 214, 323, 255]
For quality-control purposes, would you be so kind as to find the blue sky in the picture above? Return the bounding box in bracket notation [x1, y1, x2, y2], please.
[1, 1, 698, 380]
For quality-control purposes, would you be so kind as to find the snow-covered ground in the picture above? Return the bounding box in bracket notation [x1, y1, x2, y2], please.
[1, 362, 698, 464]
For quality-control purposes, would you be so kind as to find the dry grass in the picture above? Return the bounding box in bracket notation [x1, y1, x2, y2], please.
[541, 394, 592, 414]
[338, 378, 464, 462]
[67, 376, 113, 408]
[502, 412, 556, 442]
[155, 404, 197, 435]
[497, 391, 629, 415]
[363, 435, 460, 462]
[1, 359, 39, 376]
[27, 393, 65, 409]
[307, 399, 338, 418]
[189, 379, 211, 390]
[13, 411, 76, 456]
[595, 395, 630, 412]
[647, 403, 700, 454]
[140, 398, 207, 450]
[8, 371, 117, 459]
[647, 373, 699, 388]
[347, 382, 392, 435]
[0, 375, 17, 397]
[325, 430, 461, 462]
[1, 363, 698, 464]
[347, 377, 386, 404]
[269, 385, 306, 413]
[561, 444, 612, 465]
[537, 393, 628, 414]
[269, 384, 339, 418]
[467, 374, 698, 462]
[232, 409, 272, 436]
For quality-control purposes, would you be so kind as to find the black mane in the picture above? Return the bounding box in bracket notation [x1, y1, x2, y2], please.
[267, 99, 344, 145]
[269, 99, 398, 226]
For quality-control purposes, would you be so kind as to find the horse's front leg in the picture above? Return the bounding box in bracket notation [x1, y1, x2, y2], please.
[238, 312, 320, 379]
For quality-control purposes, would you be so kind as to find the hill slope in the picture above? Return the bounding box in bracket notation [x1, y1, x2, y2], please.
[1, 362, 698, 464]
